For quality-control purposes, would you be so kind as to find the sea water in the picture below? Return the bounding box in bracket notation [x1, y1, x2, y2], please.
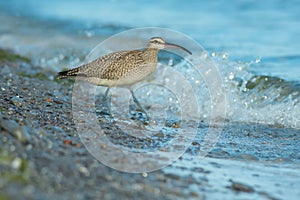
[0, 0, 299, 129]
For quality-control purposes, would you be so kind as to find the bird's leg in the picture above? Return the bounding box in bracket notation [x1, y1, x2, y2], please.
[103, 88, 112, 116]
[130, 90, 150, 121]
[104, 87, 110, 99]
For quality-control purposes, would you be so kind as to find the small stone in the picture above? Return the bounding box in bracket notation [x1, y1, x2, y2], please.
[209, 148, 230, 158]
[2, 136, 8, 142]
[45, 97, 54, 103]
[79, 166, 90, 177]
[75, 143, 82, 148]
[235, 154, 259, 161]
[1, 65, 11, 74]
[192, 141, 200, 147]
[0, 118, 32, 143]
[142, 172, 148, 177]
[172, 121, 181, 128]
[13, 126, 32, 144]
[154, 133, 164, 138]
[165, 120, 181, 128]
[230, 180, 254, 193]
[63, 139, 72, 145]
[0, 119, 19, 133]
[10, 96, 23, 107]
[11, 157, 22, 169]
[272, 157, 291, 163]
[52, 97, 64, 104]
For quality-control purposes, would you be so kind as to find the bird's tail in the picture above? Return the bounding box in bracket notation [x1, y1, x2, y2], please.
[56, 67, 81, 79]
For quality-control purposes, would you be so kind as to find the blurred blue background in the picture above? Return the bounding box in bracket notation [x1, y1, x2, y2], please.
[0, 0, 300, 80]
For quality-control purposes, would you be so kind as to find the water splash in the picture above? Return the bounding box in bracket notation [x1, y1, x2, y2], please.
[210, 52, 300, 129]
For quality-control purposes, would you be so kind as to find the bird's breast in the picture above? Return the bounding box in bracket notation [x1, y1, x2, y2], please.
[116, 62, 157, 86]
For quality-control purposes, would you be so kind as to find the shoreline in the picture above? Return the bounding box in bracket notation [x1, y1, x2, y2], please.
[0, 49, 299, 199]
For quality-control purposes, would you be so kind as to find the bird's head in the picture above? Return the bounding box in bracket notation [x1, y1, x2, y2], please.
[148, 37, 192, 55]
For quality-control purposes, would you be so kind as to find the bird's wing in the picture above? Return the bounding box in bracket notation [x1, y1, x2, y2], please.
[57, 51, 129, 78]
[57, 50, 144, 80]
[84, 50, 145, 80]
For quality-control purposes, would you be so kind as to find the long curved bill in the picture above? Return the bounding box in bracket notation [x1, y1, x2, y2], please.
[165, 42, 192, 55]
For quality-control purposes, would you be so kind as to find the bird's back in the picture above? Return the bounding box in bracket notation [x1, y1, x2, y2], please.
[57, 48, 159, 87]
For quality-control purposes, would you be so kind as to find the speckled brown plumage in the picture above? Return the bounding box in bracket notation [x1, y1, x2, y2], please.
[57, 37, 191, 87]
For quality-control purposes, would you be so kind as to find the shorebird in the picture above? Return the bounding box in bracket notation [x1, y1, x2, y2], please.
[57, 37, 192, 121]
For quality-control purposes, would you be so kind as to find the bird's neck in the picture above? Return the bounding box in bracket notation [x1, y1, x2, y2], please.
[145, 47, 160, 53]
[144, 47, 159, 61]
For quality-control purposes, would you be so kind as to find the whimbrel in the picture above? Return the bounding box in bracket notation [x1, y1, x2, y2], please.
[57, 37, 192, 120]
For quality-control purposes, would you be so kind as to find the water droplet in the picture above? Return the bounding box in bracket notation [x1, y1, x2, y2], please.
[168, 59, 174, 66]
[222, 53, 228, 59]
[205, 69, 212, 75]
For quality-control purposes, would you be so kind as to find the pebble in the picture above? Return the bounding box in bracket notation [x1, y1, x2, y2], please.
[142, 172, 148, 177]
[272, 157, 291, 163]
[79, 166, 90, 177]
[52, 97, 64, 104]
[208, 148, 230, 158]
[10, 126, 32, 144]
[1, 65, 11, 74]
[229, 180, 255, 193]
[17, 126, 32, 144]
[153, 133, 164, 138]
[10, 95, 23, 107]
[11, 157, 22, 170]
[0, 118, 19, 133]
[0, 118, 32, 144]
[235, 154, 259, 161]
